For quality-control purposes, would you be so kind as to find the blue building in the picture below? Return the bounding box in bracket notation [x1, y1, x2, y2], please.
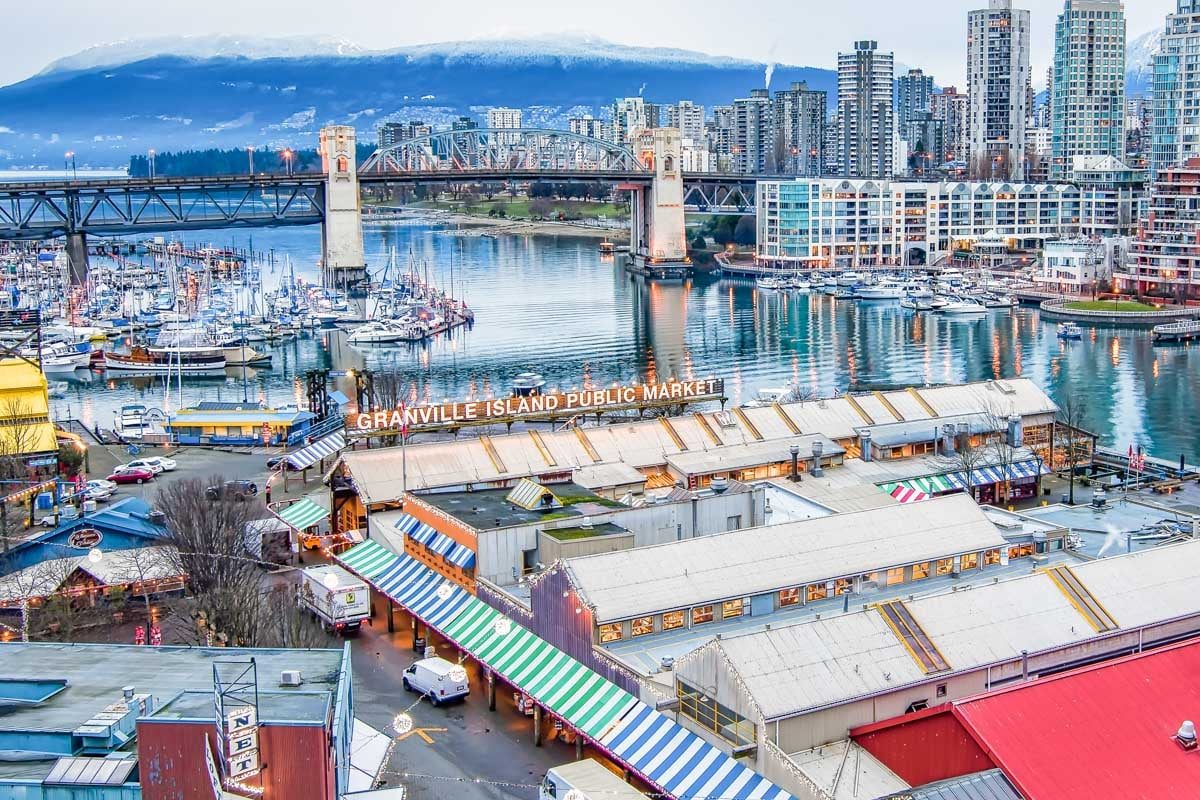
[0, 498, 167, 576]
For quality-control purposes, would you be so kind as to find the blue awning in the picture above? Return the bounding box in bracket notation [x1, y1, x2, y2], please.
[394, 513, 475, 568]
[945, 459, 1050, 489]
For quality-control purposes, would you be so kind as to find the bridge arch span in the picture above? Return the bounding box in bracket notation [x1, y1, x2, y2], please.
[359, 128, 650, 176]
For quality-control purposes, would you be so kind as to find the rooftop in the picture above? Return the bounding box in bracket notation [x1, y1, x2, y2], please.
[863, 639, 1200, 800]
[564, 494, 1006, 624]
[0, 642, 347, 734]
[679, 539, 1200, 721]
[416, 483, 621, 531]
[337, 379, 1058, 501]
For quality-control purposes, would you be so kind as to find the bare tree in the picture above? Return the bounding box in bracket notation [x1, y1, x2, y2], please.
[0, 397, 44, 552]
[156, 478, 331, 648]
[1, 555, 61, 641]
[942, 421, 991, 502]
[1054, 395, 1093, 505]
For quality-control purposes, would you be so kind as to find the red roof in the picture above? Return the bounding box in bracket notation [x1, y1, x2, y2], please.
[953, 640, 1200, 799]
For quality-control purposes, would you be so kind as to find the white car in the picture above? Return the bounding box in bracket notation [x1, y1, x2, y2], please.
[141, 456, 178, 472]
[87, 479, 118, 493]
[83, 485, 113, 502]
[116, 458, 165, 475]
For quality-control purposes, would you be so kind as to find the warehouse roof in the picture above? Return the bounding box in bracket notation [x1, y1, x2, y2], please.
[563, 493, 1004, 623]
[678, 540, 1200, 721]
[337, 379, 1058, 501]
[664, 434, 843, 475]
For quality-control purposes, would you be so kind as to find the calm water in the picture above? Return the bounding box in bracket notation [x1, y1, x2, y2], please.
[51, 220, 1200, 461]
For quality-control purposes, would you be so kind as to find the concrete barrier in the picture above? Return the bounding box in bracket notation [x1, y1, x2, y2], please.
[1038, 299, 1200, 326]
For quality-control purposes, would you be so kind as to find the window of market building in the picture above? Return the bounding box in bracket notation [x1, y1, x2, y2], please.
[779, 587, 800, 607]
[599, 623, 622, 643]
[631, 616, 654, 637]
[692, 606, 714, 625]
[722, 599, 744, 619]
[663, 610, 685, 630]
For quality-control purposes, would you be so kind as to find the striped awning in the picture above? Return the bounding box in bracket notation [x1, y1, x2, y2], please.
[427, 531, 477, 569]
[879, 473, 955, 498]
[395, 513, 439, 546]
[285, 432, 347, 470]
[888, 485, 930, 504]
[335, 540, 793, 800]
[945, 459, 1050, 489]
[277, 498, 328, 531]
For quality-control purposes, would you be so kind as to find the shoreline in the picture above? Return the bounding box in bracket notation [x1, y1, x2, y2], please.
[387, 207, 630, 241]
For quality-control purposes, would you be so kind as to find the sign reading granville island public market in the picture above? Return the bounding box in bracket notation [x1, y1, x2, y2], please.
[354, 378, 726, 432]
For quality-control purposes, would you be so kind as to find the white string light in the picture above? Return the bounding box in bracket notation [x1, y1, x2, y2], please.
[392, 712, 414, 736]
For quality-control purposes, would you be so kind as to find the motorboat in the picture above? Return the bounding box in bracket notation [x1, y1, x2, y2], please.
[789, 278, 812, 291]
[982, 294, 1016, 309]
[837, 271, 863, 287]
[756, 276, 786, 291]
[347, 320, 416, 344]
[1057, 322, 1084, 340]
[939, 297, 988, 315]
[856, 279, 905, 300]
[47, 381, 68, 398]
[929, 296, 951, 309]
[900, 297, 934, 312]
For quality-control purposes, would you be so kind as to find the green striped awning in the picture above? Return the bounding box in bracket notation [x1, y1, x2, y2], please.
[879, 473, 955, 496]
[277, 498, 329, 531]
[338, 539, 397, 579]
[441, 598, 637, 740]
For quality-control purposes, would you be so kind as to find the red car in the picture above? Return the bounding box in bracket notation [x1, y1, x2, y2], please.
[107, 467, 155, 485]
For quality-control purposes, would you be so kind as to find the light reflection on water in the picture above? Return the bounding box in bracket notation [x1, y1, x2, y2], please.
[51, 221, 1200, 461]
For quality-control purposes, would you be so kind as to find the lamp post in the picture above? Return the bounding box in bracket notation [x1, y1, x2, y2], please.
[64, 151, 76, 180]
[282, 148, 294, 177]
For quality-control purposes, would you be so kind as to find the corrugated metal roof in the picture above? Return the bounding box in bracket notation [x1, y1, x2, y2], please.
[788, 739, 910, 799]
[889, 770, 1021, 800]
[683, 540, 1200, 721]
[338, 379, 1057, 501]
[565, 494, 1005, 623]
[952, 640, 1200, 800]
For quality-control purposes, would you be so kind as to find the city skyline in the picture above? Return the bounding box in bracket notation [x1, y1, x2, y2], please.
[2, 0, 1174, 88]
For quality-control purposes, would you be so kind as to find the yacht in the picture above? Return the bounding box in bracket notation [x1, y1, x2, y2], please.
[756, 276, 786, 291]
[103, 345, 227, 374]
[856, 279, 905, 300]
[939, 297, 988, 315]
[900, 297, 934, 312]
[836, 271, 863, 287]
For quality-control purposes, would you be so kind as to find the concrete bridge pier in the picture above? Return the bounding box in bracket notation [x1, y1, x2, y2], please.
[319, 125, 369, 298]
[629, 128, 689, 278]
[65, 231, 88, 285]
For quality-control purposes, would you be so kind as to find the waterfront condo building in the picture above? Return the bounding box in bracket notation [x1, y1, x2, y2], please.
[732, 89, 775, 174]
[663, 100, 706, 141]
[967, 0, 1031, 181]
[1151, 1, 1200, 176]
[1116, 157, 1200, 299]
[773, 81, 827, 177]
[1051, 0, 1127, 181]
[837, 40, 895, 178]
[754, 176, 1146, 268]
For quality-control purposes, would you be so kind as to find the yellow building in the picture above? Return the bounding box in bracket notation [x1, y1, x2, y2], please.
[0, 358, 58, 467]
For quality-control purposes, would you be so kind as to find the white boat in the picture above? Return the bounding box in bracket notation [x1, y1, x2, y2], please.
[756, 276, 786, 291]
[837, 271, 863, 287]
[982, 294, 1016, 309]
[1057, 322, 1084, 340]
[347, 320, 411, 344]
[856, 279, 905, 300]
[939, 297, 988, 315]
[900, 297, 934, 312]
[47, 381, 69, 398]
[41, 355, 82, 373]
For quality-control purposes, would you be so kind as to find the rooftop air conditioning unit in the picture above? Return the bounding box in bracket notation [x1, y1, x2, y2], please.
[280, 670, 303, 687]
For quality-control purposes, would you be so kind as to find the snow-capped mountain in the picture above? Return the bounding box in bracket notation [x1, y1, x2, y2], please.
[1125, 28, 1162, 97]
[0, 36, 831, 168]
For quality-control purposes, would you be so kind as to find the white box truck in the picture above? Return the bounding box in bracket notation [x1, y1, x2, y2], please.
[539, 759, 646, 800]
[298, 564, 370, 634]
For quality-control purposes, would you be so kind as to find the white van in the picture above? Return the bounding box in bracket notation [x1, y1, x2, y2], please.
[402, 657, 470, 706]
[540, 759, 646, 800]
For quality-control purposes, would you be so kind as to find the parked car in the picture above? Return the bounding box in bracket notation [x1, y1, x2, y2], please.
[86, 478, 118, 493]
[205, 480, 258, 500]
[401, 657, 470, 706]
[141, 456, 177, 472]
[265, 456, 300, 471]
[107, 468, 155, 485]
[82, 485, 113, 502]
[115, 458, 165, 475]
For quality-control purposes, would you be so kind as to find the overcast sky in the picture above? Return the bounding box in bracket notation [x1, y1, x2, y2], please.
[1, 0, 1175, 88]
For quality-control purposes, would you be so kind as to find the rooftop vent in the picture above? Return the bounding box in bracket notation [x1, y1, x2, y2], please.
[1176, 720, 1197, 750]
[710, 477, 729, 494]
[280, 670, 303, 687]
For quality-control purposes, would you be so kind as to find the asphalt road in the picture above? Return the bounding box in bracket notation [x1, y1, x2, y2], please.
[349, 604, 579, 800]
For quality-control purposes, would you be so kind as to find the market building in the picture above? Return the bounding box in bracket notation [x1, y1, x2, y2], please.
[0, 641, 370, 800]
[668, 539, 1200, 796]
[853, 638, 1200, 799]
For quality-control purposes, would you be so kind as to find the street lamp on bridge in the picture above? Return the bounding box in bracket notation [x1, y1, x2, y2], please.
[64, 151, 76, 180]
[282, 148, 294, 177]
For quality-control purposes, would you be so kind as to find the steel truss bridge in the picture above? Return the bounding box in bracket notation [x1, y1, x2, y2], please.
[0, 129, 762, 240]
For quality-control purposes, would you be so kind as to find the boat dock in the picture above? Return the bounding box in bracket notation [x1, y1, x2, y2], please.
[1153, 319, 1200, 342]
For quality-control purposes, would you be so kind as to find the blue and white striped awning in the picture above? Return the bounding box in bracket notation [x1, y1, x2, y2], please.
[945, 459, 1050, 489]
[598, 702, 792, 800]
[426, 530, 477, 570]
[285, 432, 347, 470]
[395, 513, 439, 546]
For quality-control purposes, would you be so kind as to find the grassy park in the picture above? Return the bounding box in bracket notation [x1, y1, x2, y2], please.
[1064, 300, 1163, 313]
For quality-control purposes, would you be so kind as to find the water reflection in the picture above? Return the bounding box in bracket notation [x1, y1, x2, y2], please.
[49, 221, 1200, 461]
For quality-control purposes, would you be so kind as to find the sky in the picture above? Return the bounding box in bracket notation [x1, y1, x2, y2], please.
[1, 0, 1176, 88]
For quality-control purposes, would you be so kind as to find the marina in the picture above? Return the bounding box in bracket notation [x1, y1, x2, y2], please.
[0, 220, 1194, 462]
